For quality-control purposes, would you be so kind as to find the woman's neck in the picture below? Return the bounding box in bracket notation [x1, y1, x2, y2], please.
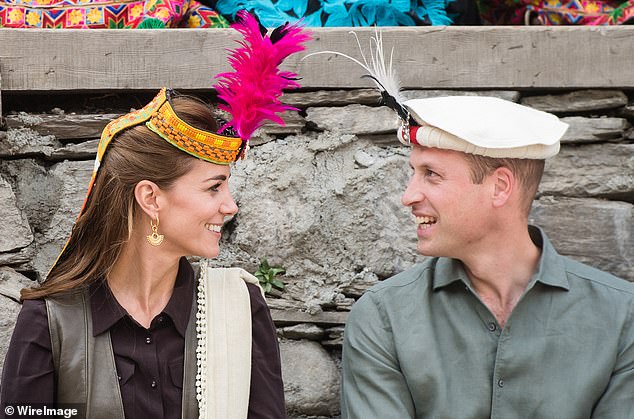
[107, 234, 181, 329]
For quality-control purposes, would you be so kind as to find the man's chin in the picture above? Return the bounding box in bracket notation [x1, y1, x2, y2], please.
[417, 241, 441, 258]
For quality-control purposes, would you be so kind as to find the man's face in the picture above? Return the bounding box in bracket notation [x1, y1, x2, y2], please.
[401, 145, 493, 259]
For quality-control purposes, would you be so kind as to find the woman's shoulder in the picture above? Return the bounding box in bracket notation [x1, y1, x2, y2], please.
[12, 298, 51, 347]
[18, 298, 48, 321]
[19, 288, 89, 327]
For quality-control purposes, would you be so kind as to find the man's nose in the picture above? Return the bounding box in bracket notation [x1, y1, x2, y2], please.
[401, 177, 424, 207]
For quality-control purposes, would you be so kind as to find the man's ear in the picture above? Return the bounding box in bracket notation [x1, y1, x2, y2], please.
[134, 180, 162, 219]
[491, 167, 514, 208]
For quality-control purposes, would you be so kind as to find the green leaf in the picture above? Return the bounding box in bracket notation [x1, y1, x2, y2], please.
[270, 268, 286, 276]
[271, 279, 285, 290]
[264, 283, 272, 293]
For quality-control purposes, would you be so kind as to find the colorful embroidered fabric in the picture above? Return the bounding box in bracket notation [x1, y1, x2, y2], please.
[208, 0, 481, 26]
[0, 0, 229, 28]
[478, 0, 634, 24]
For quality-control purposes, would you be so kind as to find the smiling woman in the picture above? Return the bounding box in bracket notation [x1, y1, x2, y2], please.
[0, 90, 285, 419]
[0, 11, 310, 419]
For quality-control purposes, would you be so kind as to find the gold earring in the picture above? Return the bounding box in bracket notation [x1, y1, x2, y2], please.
[146, 215, 164, 246]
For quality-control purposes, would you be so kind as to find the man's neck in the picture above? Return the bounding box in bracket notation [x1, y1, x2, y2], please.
[460, 226, 541, 328]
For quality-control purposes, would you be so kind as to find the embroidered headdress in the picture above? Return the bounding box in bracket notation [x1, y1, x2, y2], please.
[308, 31, 568, 159]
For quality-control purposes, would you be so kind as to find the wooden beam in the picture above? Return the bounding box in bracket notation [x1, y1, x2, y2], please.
[271, 309, 348, 327]
[1, 26, 633, 91]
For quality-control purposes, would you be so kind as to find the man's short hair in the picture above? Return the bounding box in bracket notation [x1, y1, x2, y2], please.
[462, 154, 545, 215]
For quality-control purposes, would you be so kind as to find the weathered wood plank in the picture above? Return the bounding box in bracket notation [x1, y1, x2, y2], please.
[4, 110, 304, 142]
[1, 27, 634, 91]
[271, 308, 348, 326]
[5, 113, 118, 141]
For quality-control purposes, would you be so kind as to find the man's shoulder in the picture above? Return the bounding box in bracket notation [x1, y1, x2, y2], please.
[364, 258, 437, 297]
[347, 260, 438, 326]
[563, 255, 634, 297]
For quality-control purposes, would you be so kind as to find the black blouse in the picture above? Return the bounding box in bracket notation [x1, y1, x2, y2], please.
[0, 258, 286, 419]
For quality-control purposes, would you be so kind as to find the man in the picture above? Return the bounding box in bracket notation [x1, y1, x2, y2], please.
[341, 96, 634, 418]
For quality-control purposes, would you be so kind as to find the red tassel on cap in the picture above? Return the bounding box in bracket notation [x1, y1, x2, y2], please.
[399, 125, 420, 145]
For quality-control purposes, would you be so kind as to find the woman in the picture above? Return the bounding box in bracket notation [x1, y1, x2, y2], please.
[0, 13, 310, 419]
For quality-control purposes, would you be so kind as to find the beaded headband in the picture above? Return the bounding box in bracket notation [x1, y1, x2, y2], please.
[80, 87, 244, 216]
[146, 89, 245, 165]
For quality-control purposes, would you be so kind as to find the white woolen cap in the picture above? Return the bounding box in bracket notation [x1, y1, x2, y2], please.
[397, 96, 568, 159]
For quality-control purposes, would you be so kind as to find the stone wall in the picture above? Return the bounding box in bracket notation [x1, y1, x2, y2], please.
[0, 88, 633, 418]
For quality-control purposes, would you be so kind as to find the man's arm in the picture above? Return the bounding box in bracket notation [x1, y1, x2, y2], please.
[591, 299, 634, 418]
[341, 291, 415, 419]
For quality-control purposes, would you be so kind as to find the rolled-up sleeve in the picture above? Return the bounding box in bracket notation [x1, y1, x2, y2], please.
[341, 291, 415, 419]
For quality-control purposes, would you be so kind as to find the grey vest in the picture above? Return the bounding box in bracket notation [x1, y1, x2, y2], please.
[46, 288, 198, 418]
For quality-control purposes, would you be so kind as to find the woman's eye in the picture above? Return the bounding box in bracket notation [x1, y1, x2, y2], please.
[209, 183, 222, 192]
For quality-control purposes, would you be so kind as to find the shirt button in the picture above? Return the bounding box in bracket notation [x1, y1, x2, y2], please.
[498, 379, 505, 388]
[145, 336, 152, 344]
[487, 322, 497, 332]
[117, 375, 121, 381]
[157, 316, 164, 324]
[151, 380, 157, 388]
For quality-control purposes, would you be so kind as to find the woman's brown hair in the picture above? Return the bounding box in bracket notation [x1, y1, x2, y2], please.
[21, 95, 218, 300]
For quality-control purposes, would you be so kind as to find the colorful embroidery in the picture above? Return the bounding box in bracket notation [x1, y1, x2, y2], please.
[478, 0, 634, 24]
[0, 0, 230, 28]
[146, 100, 243, 165]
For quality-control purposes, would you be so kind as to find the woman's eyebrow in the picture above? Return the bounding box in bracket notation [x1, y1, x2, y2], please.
[204, 175, 228, 182]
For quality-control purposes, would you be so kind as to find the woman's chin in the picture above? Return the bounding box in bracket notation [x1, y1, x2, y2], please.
[198, 246, 220, 259]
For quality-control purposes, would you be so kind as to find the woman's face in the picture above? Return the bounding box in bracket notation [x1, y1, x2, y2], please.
[157, 158, 238, 259]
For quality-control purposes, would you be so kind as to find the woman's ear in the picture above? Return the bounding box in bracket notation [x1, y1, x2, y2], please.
[491, 166, 514, 209]
[134, 180, 162, 218]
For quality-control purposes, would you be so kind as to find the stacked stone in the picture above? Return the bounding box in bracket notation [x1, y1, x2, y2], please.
[0, 89, 632, 418]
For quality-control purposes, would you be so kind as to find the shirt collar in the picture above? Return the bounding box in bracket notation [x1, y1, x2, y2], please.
[527, 225, 570, 291]
[90, 257, 195, 337]
[161, 257, 195, 337]
[432, 225, 570, 292]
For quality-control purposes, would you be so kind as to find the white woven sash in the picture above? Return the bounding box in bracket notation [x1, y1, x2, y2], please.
[196, 262, 263, 419]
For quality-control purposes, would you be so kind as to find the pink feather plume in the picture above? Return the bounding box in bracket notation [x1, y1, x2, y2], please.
[214, 11, 311, 141]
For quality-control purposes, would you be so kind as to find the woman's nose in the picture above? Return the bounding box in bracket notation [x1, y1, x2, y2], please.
[222, 191, 239, 216]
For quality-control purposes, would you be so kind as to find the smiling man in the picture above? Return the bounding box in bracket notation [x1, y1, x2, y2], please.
[341, 96, 634, 419]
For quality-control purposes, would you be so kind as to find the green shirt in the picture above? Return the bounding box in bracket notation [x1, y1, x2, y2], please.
[342, 227, 634, 419]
